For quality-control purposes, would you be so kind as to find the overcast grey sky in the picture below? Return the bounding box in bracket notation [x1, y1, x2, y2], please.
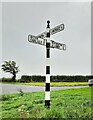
[1, 2, 91, 78]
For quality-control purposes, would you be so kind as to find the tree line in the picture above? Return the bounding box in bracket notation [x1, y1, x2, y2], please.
[1, 60, 93, 82]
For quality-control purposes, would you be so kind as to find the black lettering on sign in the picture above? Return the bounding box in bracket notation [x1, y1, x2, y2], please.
[43, 39, 46, 46]
[37, 39, 42, 45]
[28, 35, 37, 43]
[51, 41, 54, 48]
[50, 24, 64, 35]
[56, 43, 60, 49]
[37, 32, 46, 39]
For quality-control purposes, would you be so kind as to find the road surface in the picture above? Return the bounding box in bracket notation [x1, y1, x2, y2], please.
[0, 83, 88, 94]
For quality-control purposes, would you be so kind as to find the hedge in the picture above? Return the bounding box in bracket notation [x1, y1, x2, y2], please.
[20, 75, 45, 82]
[20, 75, 32, 82]
[1, 75, 93, 83]
[1, 77, 13, 82]
[50, 75, 90, 82]
[19, 75, 93, 83]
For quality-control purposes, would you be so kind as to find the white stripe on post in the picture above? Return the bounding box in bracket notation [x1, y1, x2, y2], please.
[46, 58, 50, 66]
[45, 92, 50, 100]
[46, 75, 50, 83]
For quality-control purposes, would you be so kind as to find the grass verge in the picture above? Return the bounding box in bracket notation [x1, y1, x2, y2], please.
[1, 87, 93, 119]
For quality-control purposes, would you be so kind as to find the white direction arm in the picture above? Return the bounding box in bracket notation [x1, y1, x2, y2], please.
[36, 24, 64, 39]
[28, 34, 66, 50]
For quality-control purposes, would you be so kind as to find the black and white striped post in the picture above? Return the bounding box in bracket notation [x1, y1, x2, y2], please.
[28, 20, 66, 109]
[45, 20, 51, 108]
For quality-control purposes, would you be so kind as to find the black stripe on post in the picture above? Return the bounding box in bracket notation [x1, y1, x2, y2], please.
[45, 83, 50, 91]
[45, 100, 50, 108]
[46, 49, 50, 58]
[46, 66, 50, 74]
[46, 43, 50, 48]
[46, 32, 50, 37]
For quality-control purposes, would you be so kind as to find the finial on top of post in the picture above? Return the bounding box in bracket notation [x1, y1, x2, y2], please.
[47, 20, 50, 28]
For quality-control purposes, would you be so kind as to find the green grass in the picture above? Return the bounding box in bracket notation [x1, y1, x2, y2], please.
[1, 87, 93, 119]
[1, 82, 88, 87]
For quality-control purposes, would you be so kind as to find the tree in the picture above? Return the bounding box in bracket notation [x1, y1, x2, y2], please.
[2, 60, 19, 81]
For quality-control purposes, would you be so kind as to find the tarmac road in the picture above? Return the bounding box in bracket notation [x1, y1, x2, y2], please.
[0, 83, 88, 94]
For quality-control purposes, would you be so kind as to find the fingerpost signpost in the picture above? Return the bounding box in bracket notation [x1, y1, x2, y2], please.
[28, 20, 66, 108]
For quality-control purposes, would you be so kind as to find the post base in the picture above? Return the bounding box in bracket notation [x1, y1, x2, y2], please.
[45, 100, 50, 108]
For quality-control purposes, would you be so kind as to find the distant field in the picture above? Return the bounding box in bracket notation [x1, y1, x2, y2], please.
[1, 87, 93, 119]
[24, 82, 88, 87]
[1, 82, 88, 87]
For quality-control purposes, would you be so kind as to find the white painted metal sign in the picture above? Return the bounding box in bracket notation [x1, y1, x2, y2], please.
[28, 34, 66, 50]
[36, 32, 46, 39]
[50, 40, 66, 50]
[28, 34, 46, 46]
[36, 24, 64, 39]
[50, 24, 64, 35]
